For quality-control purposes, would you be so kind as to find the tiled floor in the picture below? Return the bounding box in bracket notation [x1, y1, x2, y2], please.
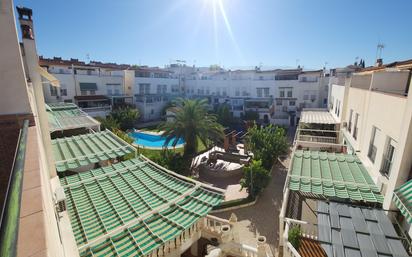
[17, 126, 47, 257]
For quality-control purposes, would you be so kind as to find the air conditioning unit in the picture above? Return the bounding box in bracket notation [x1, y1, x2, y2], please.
[55, 187, 67, 213]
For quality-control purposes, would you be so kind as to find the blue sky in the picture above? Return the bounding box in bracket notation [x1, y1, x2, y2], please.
[14, 0, 412, 69]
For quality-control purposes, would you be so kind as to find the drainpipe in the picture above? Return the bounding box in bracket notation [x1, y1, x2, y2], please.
[17, 6, 57, 178]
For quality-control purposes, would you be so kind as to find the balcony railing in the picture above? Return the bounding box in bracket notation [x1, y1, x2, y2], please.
[282, 218, 318, 257]
[0, 120, 29, 257]
[297, 135, 337, 144]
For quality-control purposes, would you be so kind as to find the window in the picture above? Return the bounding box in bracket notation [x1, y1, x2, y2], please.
[289, 101, 296, 106]
[50, 85, 58, 96]
[353, 113, 359, 139]
[381, 138, 396, 177]
[280, 91, 285, 98]
[276, 100, 282, 106]
[157, 85, 162, 94]
[367, 126, 379, 163]
[81, 90, 87, 96]
[287, 91, 292, 98]
[60, 88, 67, 96]
[162, 85, 167, 94]
[311, 95, 316, 102]
[264, 88, 269, 97]
[145, 84, 150, 94]
[348, 109, 353, 133]
[107, 89, 113, 95]
[257, 88, 263, 97]
[303, 95, 309, 101]
[114, 89, 120, 95]
[235, 88, 240, 96]
[89, 90, 96, 95]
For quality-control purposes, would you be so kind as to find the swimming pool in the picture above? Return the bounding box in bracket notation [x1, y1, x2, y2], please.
[128, 131, 185, 148]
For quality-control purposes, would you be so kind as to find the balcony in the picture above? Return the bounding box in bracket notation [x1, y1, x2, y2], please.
[81, 105, 111, 117]
[282, 218, 322, 257]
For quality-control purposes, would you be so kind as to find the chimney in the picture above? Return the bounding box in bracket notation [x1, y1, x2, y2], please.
[375, 58, 383, 67]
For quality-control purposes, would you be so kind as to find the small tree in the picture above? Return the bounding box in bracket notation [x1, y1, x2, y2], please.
[240, 160, 270, 198]
[110, 107, 140, 130]
[246, 124, 288, 169]
[151, 149, 186, 174]
[216, 104, 232, 126]
[96, 116, 120, 131]
[288, 226, 301, 250]
[242, 110, 259, 121]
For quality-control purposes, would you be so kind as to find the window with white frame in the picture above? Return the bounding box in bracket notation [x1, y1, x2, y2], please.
[60, 88, 67, 96]
[257, 88, 263, 97]
[367, 126, 380, 163]
[279, 90, 285, 98]
[157, 84, 162, 94]
[380, 138, 396, 177]
[276, 100, 282, 106]
[287, 90, 293, 98]
[263, 88, 269, 97]
[50, 85, 58, 96]
[289, 100, 296, 106]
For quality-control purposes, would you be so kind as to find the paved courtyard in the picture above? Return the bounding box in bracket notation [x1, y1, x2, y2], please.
[214, 158, 289, 255]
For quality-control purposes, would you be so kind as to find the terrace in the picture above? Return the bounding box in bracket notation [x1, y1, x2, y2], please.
[294, 109, 342, 151]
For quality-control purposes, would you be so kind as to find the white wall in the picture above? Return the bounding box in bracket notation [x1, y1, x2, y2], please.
[0, 0, 31, 115]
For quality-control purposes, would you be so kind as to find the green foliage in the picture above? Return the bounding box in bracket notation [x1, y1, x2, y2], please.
[158, 98, 224, 156]
[242, 110, 259, 121]
[288, 226, 301, 250]
[111, 128, 135, 161]
[96, 116, 120, 131]
[240, 160, 270, 197]
[246, 124, 288, 169]
[151, 149, 186, 174]
[110, 107, 140, 130]
[215, 104, 233, 126]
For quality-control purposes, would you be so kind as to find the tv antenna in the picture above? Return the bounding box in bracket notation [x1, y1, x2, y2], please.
[376, 43, 385, 59]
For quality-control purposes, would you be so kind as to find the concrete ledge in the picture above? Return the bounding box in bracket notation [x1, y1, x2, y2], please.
[210, 196, 258, 213]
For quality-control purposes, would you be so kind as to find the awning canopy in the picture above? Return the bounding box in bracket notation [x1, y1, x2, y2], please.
[288, 150, 383, 203]
[300, 109, 338, 124]
[60, 156, 224, 257]
[46, 103, 100, 132]
[317, 201, 408, 257]
[393, 179, 412, 224]
[38, 66, 60, 87]
[79, 82, 97, 91]
[52, 130, 135, 172]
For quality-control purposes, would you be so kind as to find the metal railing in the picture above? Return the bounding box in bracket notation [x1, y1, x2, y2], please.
[282, 218, 318, 257]
[0, 119, 29, 257]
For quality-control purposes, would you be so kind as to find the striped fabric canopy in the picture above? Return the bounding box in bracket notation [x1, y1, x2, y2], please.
[52, 130, 136, 172]
[393, 179, 412, 224]
[46, 103, 100, 132]
[288, 150, 384, 203]
[60, 156, 224, 257]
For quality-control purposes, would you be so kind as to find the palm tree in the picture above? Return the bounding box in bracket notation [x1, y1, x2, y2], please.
[159, 98, 224, 156]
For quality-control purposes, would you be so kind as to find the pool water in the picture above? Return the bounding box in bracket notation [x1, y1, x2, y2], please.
[128, 131, 185, 148]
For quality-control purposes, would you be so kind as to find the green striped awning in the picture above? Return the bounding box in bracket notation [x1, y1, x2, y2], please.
[52, 130, 136, 172]
[60, 156, 224, 257]
[79, 82, 97, 91]
[46, 103, 100, 132]
[288, 150, 383, 203]
[393, 179, 412, 224]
